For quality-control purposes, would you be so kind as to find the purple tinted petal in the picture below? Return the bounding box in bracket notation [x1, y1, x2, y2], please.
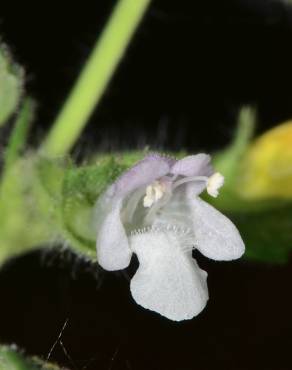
[96, 195, 132, 271]
[170, 154, 214, 177]
[151, 153, 176, 168]
[113, 154, 170, 197]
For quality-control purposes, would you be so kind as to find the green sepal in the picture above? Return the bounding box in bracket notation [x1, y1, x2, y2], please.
[0, 44, 24, 126]
[211, 106, 256, 212]
[60, 154, 131, 259]
[4, 98, 35, 172]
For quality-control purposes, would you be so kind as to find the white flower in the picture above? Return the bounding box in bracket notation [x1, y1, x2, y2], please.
[95, 153, 245, 321]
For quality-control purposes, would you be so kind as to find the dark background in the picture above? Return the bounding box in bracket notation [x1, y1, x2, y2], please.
[0, 1, 292, 369]
[2, 0, 292, 151]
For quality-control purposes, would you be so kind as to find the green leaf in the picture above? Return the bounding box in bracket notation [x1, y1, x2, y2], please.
[0, 44, 24, 126]
[0, 345, 65, 370]
[228, 203, 292, 263]
[0, 155, 61, 266]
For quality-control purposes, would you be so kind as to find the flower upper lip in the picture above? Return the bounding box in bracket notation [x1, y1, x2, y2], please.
[112, 153, 214, 198]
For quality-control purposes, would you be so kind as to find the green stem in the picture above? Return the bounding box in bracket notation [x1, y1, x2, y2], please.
[41, 0, 152, 158]
[231, 106, 256, 156]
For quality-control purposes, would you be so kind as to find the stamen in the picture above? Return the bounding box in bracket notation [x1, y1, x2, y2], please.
[206, 172, 224, 197]
[143, 180, 167, 208]
[172, 175, 208, 191]
[144, 191, 172, 224]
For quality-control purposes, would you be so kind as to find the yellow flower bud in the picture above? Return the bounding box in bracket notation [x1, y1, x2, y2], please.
[239, 121, 292, 199]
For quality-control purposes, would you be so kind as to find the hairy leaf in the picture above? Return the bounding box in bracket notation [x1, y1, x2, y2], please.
[0, 345, 66, 370]
[0, 44, 23, 126]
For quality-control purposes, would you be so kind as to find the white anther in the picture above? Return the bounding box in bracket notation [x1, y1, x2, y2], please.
[143, 181, 166, 208]
[207, 172, 225, 197]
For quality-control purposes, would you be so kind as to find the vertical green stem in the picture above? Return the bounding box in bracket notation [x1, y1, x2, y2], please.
[41, 0, 152, 158]
[231, 106, 256, 155]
